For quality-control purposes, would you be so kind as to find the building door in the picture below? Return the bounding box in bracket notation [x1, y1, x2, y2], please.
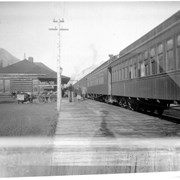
[4, 80, 10, 93]
[0, 80, 3, 93]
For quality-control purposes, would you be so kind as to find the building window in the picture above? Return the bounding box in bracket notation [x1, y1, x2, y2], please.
[177, 35, 180, 69]
[157, 43, 164, 73]
[166, 38, 174, 71]
[33, 79, 38, 85]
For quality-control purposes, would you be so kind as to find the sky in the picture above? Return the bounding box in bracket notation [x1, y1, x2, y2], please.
[0, 1, 180, 78]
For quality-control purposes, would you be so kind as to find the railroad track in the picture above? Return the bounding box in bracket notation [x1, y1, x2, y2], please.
[162, 108, 180, 123]
[95, 99, 180, 124]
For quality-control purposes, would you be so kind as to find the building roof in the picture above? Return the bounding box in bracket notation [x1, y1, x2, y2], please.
[0, 59, 70, 84]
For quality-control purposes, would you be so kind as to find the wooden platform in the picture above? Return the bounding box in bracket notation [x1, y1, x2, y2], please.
[56, 98, 180, 138]
[51, 98, 180, 175]
[1, 98, 180, 177]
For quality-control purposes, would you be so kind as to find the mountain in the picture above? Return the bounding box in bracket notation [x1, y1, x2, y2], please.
[0, 48, 20, 68]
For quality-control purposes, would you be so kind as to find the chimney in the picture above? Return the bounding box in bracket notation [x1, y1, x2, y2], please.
[28, 57, 34, 63]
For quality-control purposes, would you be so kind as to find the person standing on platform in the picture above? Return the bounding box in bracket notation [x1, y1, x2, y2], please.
[76, 86, 82, 102]
[81, 86, 87, 100]
[68, 84, 74, 102]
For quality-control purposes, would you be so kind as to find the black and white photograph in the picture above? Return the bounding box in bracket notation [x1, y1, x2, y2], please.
[0, 1, 180, 179]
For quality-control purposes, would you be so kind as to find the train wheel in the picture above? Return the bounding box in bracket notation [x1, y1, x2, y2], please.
[128, 101, 133, 110]
[122, 98, 127, 108]
[150, 108, 155, 114]
[118, 99, 123, 107]
[157, 108, 164, 116]
[134, 103, 140, 111]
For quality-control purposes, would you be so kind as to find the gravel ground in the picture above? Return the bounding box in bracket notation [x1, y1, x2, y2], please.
[0, 101, 58, 136]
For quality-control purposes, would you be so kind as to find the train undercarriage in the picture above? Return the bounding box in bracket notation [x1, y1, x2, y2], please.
[87, 93, 175, 116]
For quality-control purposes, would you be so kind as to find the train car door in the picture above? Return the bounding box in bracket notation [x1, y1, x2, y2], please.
[108, 67, 112, 97]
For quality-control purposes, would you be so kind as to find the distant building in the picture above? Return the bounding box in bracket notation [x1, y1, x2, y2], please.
[0, 58, 70, 94]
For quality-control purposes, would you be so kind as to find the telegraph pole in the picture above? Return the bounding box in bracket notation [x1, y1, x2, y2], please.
[49, 18, 68, 112]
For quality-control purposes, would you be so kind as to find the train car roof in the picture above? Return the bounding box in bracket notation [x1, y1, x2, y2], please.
[119, 10, 180, 57]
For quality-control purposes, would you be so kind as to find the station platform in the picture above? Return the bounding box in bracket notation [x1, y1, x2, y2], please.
[51, 98, 180, 174]
[56, 98, 180, 138]
[1, 98, 180, 177]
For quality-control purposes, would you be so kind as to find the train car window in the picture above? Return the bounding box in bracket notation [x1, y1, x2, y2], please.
[138, 54, 142, 77]
[129, 65, 133, 79]
[128, 59, 132, 79]
[112, 68, 114, 82]
[99, 76, 102, 84]
[145, 60, 149, 76]
[178, 35, 180, 46]
[132, 65, 135, 78]
[166, 38, 174, 71]
[125, 67, 127, 80]
[115, 71, 117, 82]
[120, 69, 122, 81]
[150, 48, 157, 75]
[122, 68, 124, 80]
[143, 51, 149, 76]
[112, 72, 114, 82]
[144, 51, 148, 59]
[157, 43, 164, 73]
[115, 71, 118, 82]
[119, 69, 121, 81]
[114, 71, 116, 82]
[138, 62, 141, 77]
[132, 65, 134, 78]
[117, 70, 119, 81]
[118, 70, 120, 81]
[113, 71, 115, 82]
[177, 35, 180, 69]
[140, 62, 145, 77]
[114, 70, 116, 82]
[135, 64, 137, 78]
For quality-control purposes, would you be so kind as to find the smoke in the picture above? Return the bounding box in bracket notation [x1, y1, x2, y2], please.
[89, 44, 98, 65]
[70, 44, 98, 83]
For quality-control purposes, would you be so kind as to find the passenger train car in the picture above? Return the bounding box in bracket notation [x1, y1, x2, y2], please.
[74, 11, 180, 115]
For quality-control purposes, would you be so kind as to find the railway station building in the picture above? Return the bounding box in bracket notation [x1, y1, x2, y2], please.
[0, 58, 70, 95]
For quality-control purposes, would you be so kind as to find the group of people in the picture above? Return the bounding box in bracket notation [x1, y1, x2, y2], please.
[68, 84, 87, 102]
